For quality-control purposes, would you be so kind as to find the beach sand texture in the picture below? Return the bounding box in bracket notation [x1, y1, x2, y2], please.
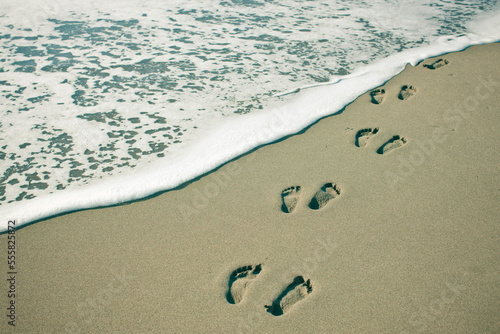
[1, 43, 499, 333]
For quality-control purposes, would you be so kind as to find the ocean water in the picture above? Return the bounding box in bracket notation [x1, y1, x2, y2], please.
[1, 0, 499, 231]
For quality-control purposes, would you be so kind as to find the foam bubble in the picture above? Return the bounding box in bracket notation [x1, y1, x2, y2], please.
[1, 0, 499, 232]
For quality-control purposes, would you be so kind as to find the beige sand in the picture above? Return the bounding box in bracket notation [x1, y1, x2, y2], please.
[1, 43, 499, 333]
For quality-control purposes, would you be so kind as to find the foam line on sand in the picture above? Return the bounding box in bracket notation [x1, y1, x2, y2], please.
[1, 43, 499, 333]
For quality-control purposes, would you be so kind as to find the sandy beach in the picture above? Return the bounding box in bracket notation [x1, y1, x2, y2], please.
[1, 43, 499, 333]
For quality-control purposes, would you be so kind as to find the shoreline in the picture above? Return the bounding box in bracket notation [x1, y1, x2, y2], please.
[3, 37, 500, 233]
[1, 43, 499, 333]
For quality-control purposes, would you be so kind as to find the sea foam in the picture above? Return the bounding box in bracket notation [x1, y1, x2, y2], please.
[1, 0, 499, 232]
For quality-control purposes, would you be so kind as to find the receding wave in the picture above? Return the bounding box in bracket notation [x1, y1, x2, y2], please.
[0, 0, 499, 231]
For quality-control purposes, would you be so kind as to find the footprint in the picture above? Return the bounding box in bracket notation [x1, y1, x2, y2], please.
[398, 85, 417, 100]
[309, 183, 341, 210]
[356, 127, 379, 148]
[377, 135, 408, 154]
[370, 88, 385, 104]
[265, 276, 313, 316]
[281, 186, 301, 213]
[227, 265, 263, 304]
[424, 58, 449, 70]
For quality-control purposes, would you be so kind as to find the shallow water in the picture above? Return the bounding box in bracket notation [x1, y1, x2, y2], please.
[0, 0, 499, 229]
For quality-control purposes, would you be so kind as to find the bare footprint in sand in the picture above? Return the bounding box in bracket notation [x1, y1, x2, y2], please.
[309, 183, 341, 210]
[377, 135, 407, 155]
[227, 265, 263, 304]
[281, 186, 301, 213]
[399, 85, 417, 100]
[424, 58, 449, 70]
[266, 276, 313, 316]
[356, 127, 379, 148]
[370, 88, 385, 104]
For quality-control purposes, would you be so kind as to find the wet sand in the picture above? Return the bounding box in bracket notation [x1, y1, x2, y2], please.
[1, 43, 499, 333]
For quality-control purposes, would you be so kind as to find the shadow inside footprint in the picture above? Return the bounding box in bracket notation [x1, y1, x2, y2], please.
[398, 85, 417, 100]
[265, 276, 313, 316]
[356, 127, 379, 148]
[227, 265, 262, 304]
[370, 88, 385, 104]
[424, 58, 449, 70]
[281, 186, 301, 213]
[309, 183, 341, 210]
[377, 135, 407, 154]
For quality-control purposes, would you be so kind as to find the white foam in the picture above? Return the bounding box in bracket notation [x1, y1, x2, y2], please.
[467, 1, 500, 38]
[1, 0, 500, 232]
[2, 32, 499, 232]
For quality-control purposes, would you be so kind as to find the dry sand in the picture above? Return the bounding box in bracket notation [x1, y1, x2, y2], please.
[1, 43, 499, 333]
